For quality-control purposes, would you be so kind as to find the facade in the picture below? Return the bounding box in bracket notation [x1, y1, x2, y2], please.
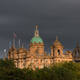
[8, 24, 73, 70]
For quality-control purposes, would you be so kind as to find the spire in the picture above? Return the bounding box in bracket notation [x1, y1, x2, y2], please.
[34, 24, 39, 37]
[76, 41, 79, 48]
[36, 24, 38, 30]
[12, 39, 15, 48]
[21, 43, 24, 48]
[56, 36, 58, 41]
[12, 32, 17, 48]
[9, 41, 12, 48]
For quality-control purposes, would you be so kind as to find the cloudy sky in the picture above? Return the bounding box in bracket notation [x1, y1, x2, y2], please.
[0, 0, 80, 51]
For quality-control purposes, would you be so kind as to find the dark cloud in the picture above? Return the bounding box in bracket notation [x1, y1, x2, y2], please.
[0, 0, 80, 51]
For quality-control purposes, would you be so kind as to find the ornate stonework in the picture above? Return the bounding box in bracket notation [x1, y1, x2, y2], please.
[8, 25, 73, 70]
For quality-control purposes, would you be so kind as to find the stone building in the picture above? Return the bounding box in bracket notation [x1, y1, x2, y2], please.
[8, 24, 73, 70]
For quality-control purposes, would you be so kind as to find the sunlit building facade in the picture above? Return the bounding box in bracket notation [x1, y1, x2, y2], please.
[8, 25, 73, 70]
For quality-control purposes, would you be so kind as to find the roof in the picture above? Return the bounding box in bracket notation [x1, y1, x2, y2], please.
[53, 36, 64, 48]
[30, 24, 44, 44]
[30, 36, 43, 43]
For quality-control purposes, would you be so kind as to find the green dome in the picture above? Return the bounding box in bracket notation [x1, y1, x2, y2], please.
[31, 36, 43, 43]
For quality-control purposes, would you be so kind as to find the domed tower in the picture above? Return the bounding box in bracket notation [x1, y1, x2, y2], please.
[29, 24, 44, 55]
[51, 36, 64, 57]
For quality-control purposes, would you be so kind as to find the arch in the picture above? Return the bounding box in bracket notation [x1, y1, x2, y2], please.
[58, 49, 60, 55]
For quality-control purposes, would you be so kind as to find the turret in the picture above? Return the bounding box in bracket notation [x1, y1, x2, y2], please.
[29, 24, 44, 55]
[51, 36, 64, 57]
[73, 41, 80, 58]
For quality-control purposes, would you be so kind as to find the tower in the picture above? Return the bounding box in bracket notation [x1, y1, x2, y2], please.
[29, 24, 44, 55]
[34, 24, 39, 37]
[73, 42, 80, 58]
[51, 36, 64, 57]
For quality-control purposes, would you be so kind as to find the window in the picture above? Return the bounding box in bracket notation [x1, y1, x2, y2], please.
[41, 59, 42, 63]
[58, 49, 60, 55]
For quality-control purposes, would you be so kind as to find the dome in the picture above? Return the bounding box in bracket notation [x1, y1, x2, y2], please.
[53, 36, 64, 48]
[31, 36, 43, 43]
[30, 24, 43, 44]
[53, 40, 62, 46]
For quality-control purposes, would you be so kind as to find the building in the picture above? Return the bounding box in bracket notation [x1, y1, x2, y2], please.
[72, 42, 80, 62]
[8, 24, 73, 70]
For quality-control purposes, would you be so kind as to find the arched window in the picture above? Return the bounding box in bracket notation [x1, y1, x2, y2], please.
[58, 49, 60, 55]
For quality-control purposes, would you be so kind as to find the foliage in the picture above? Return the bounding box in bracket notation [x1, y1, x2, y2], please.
[0, 59, 80, 80]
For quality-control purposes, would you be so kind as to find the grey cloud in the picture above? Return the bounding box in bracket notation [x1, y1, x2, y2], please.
[0, 0, 80, 51]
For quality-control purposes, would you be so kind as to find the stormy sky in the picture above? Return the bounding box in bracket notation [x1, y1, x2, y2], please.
[0, 0, 80, 52]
